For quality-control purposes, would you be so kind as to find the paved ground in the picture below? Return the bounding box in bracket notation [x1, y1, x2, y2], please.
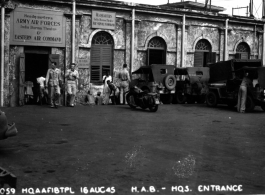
[0, 103, 265, 195]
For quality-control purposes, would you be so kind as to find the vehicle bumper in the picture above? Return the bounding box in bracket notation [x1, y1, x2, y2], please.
[158, 90, 175, 94]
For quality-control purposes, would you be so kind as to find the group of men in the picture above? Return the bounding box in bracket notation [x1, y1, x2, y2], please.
[102, 64, 131, 105]
[42, 62, 131, 108]
[44, 62, 79, 108]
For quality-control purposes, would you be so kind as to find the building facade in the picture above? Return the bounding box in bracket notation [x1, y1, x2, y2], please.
[1, 0, 265, 107]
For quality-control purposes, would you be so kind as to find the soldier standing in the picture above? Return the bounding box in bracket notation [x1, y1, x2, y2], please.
[45, 62, 62, 108]
[65, 63, 79, 107]
[118, 64, 130, 104]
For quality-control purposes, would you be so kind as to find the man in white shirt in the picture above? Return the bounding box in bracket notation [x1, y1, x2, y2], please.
[118, 64, 130, 104]
[36, 76, 46, 105]
[46, 62, 62, 108]
[65, 63, 79, 107]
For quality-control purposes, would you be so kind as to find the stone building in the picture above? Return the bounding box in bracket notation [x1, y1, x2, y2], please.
[0, 0, 264, 107]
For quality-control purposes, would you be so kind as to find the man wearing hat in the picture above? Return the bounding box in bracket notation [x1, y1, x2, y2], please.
[65, 63, 79, 107]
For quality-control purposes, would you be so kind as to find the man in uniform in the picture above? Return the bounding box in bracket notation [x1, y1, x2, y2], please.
[65, 63, 79, 107]
[46, 62, 62, 108]
[118, 64, 130, 104]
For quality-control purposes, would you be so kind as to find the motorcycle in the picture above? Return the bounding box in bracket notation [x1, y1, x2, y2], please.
[125, 86, 159, 112]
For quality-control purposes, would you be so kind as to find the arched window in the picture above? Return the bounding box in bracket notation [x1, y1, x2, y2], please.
[91, 31, 114, 82]
[92, 31, 114, 45]
[194, 39, 215, 67]
[195, 39, 211, 51]
[148, 37, 166, 48]
[147, 37, 166, 65]
[235, 42, 250, 59]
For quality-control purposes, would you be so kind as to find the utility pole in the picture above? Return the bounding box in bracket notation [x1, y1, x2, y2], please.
[263, 0, 265, 19]
[249, 0, 254, 17]
[205, 0, 211, 11]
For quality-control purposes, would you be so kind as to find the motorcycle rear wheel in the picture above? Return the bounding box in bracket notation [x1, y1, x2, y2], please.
[126, 92, 137, 109]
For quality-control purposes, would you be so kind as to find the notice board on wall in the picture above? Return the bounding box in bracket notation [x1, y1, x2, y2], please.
[92, 10, 116, 30]
[10, 7, 66, 47]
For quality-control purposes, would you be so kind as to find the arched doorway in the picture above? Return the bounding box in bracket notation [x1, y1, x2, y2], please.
[90, 31, 114, 82]
[147, 37, 166, 65]
[194, 39, 216, 67]
[235, 42, 250, 59]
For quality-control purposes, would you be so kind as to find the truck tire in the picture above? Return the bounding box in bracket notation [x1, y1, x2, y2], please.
[206, 91, 218, 107]
[164, 74, 176, 90]
[246, 95, 255, 112]
[176, 90, 187, 104]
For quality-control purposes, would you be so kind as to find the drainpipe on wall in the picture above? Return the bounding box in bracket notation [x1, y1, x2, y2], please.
[0, 5, 5, 107]
[263, 0, 265, 19]
[262, 24, 265, 66]
[224, 19, 229, 61]
[254, 24, 256, 59]
[131, 8, 135, 74]
[72, 0, 76, 64]
[181, 14, 185, 67]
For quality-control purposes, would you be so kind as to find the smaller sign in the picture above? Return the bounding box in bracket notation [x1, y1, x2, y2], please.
[77, 58, 89, 68]
[92, 10, 116, 30]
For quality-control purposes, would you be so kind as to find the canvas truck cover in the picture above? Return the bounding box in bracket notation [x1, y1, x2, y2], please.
[208, 59, 262, 83]
[186, 67, 209, 83]
[132, 65, 175, 83]
[175, 67, 210, 83]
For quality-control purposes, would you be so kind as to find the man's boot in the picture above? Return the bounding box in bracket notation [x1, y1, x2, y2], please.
[67, 94, 70, 106]
[70, 94, 75, 107]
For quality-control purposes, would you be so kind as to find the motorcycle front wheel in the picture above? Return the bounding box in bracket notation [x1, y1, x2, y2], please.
[149, 105, 158, 112]
[149, 96, 159, 112]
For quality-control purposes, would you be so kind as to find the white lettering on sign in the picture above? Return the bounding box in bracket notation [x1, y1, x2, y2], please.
[10, 7, 65, 47]
[92, 10, 116, 30]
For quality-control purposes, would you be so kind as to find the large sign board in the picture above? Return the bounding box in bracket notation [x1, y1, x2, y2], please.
[10, 7, 66, 47]
[92, 10, 116, 30]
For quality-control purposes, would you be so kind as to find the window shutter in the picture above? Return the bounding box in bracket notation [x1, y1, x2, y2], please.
[101, 46, 112, 76]
[194, 52, 204, 67]
[91, 46, 101, 81]
[240, 52, 249, 59]
[91, 45, 112, 82]
[235, 53, 242, 59]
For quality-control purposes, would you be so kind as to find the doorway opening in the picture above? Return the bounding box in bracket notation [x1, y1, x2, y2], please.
[25, 53, 49, 104]
[148, 49, 165, 65]
[147, 37, 166, 66]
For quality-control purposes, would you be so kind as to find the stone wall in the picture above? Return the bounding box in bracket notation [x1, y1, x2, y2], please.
[1, 0, 264, 106]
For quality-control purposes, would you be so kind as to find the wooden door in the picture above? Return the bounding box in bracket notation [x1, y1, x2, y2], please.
[19, 54, 25, 106]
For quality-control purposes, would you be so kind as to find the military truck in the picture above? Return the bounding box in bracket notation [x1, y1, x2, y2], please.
[174, 67, 210, 104]
[130, 64, 176, 104]
[206, 59, 265, 111]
